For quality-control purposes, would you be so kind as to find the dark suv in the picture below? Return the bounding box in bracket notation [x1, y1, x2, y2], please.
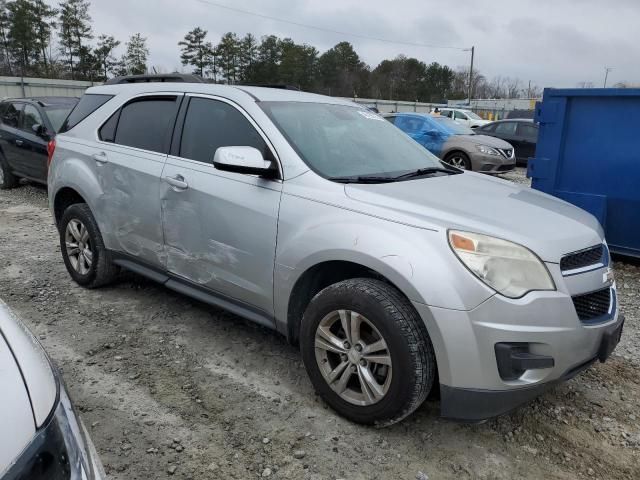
[0, 96, 78, 189]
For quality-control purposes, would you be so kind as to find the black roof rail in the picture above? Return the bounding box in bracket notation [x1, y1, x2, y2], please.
[104, 74, 206, 85]
[240, 83, 301, 91]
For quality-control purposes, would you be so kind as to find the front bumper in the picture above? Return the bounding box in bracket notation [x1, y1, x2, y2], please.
[413, 283, 623, 422]
[471, 152, 516, 173]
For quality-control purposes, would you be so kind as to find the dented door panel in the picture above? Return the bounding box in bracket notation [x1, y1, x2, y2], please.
[96, 144, 167, 267]
[160, 157, 282, 316]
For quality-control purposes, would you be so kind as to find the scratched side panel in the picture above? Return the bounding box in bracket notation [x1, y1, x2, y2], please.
[160, 157, 282, 316]
[96, 144, 167, 267]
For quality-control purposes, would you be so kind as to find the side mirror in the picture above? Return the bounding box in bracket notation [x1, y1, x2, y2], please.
[32, 123, 45, 136]
[213, 146, 276, 177]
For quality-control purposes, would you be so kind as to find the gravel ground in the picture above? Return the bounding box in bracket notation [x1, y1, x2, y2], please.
[1, 169, 639, 480]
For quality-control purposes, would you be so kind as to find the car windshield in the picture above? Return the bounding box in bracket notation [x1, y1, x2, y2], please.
[260, 102, 444, 179]
[45, 105, 75, 132]
[431, 116, 475, 135]
[463, 110, 482, 120]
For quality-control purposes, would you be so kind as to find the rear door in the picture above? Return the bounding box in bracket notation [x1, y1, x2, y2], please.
[515, 122, 538, 161]
[160, 94, 282, 317]
[0, 101, 25, 173]
[17, 104, 49, 182]
[95, 93, 182, 267]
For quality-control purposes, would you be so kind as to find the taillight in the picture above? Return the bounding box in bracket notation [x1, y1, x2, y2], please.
[47, 138, 56, 168]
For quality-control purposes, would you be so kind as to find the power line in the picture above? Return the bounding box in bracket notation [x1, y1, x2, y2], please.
[194, 0, 469, 51]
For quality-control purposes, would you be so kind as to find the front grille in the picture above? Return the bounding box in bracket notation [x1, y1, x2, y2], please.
[497, 163, 515, 172]
[572, 288, 611, 322]
[498, 148, 513, 158]
[560, 244, 604, 273]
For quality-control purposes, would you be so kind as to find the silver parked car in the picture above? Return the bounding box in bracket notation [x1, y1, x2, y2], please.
[48, 78, 623, 426]
[0, 300, 105, 479]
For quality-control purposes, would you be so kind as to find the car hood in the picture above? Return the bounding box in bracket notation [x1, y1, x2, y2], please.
[344, 172, 603, 262]
[0, 301, 57, 427]
[456, 134, 513, 149]
[0, 308, 37, 472]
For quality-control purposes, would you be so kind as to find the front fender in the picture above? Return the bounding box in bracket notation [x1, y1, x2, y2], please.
[274, 192, 494, 329]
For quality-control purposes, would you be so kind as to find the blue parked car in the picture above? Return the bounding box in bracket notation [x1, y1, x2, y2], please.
[385, 113, 516, 173]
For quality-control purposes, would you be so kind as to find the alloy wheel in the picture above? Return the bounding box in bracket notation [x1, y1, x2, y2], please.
[314, 309, 393, 406]
[65, 219, 93, 275]
[446, 156, 467, 169]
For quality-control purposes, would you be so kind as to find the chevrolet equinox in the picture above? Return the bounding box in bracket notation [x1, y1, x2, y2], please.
[48, 79, 623, 426]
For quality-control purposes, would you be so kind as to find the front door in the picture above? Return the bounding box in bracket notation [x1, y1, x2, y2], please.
[160, 95, 282, 317]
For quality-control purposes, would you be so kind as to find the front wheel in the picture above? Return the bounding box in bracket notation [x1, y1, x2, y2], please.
[444, 151, 472, 170]
[300, 278, 436, 426]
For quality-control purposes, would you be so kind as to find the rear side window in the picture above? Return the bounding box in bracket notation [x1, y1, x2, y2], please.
[21, 104, 43, 132]
[59, 94, 113, 133]
[179, 97, 272, 163]
[113, 97, 179, 154]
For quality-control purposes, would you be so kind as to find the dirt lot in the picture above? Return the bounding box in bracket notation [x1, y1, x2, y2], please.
[1, 168, 639, 480]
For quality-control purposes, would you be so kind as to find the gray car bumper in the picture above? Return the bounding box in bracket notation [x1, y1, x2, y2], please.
[413, 288, 623, 421]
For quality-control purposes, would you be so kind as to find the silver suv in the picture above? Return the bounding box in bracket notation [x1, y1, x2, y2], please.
[48, 80, 623, 426]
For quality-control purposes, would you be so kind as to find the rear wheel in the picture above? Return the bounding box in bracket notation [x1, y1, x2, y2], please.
[300, 278, 436, 426]
[0, 155, 18, 189]
[59, 203, 118, 288]
[444, 151, 471, 170]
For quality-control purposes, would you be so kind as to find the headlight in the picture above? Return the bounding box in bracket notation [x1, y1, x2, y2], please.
[475, 145, 500, 156]
[448, 230, 555, 298]
[3, 382, 98, 480]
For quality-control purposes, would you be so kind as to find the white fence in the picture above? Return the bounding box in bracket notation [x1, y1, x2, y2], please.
[0, 76, 97, 98]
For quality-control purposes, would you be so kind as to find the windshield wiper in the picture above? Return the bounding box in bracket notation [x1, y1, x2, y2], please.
[328, 175, 397, 184]
[390, 166, 462, 180]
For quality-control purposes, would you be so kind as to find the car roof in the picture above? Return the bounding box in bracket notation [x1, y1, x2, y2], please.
[84, 82, 355, 106]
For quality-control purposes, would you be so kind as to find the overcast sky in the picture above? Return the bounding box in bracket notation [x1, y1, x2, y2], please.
[52, 0, 640, 88]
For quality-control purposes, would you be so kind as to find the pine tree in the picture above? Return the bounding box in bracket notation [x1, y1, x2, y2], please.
[31, 0, 56, 75]
[58, 0, 92, 79]
[179, 27, 212, 77]
[216, 32, 240, 84]
[0, 1, 13, 74]
[94, 34, 119, 80]
[124, 33, 148, 75]
[6, 0, 38, 76]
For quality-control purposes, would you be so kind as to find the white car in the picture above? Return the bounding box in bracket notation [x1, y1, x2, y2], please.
[439, 108, 490, 128]
[0, 300, 105, 479]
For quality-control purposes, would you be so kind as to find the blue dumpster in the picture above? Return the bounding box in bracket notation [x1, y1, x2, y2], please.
[528, 88, 640, 258]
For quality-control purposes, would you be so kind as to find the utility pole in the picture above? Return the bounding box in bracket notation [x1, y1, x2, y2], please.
[603, 66, 613, 87]
[467, 46, 475, 105]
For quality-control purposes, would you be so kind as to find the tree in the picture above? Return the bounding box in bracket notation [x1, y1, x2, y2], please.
[250, 35, 281, 84]
[278, 38, 317, 90]
[7, 0, 38, 76]
[237, 33, 257, 82]
[179, 27, 212, 77]
[58, 0, 92, 79]
[216, 32, 240, 83]
[93, 34, 119, 80]
[318, 41, 369, 97]
[31, 0, 56, 75]
[124, 33, 148, 75]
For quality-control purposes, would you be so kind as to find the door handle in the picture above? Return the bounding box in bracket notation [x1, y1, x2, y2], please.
[92, 152, 108, 164]
[163, 174, 189, 190]
[14, 139, 23, 146]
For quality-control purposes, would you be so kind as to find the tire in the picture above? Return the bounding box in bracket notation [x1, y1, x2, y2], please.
[444, 151, 472, 170]
[300, 278, 436, 426]
[0, 155, 18, 189]
[59, 203, 118, 288]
